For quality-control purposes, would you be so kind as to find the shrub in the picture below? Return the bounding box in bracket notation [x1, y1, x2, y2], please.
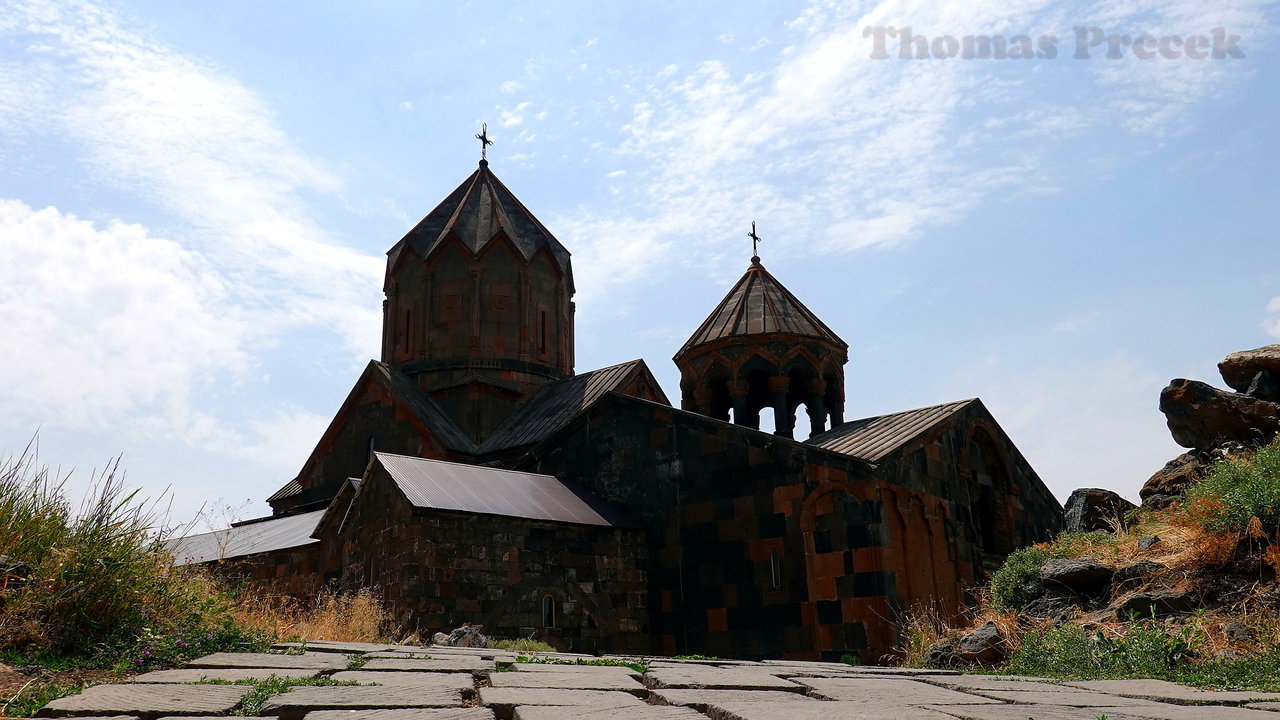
[989, 546, 1051, 611]
[1185, 438, 1280, 535]
[0, 447, 265, 668]
[1003, 620, 1199, 680]
[488, 638, 556, 653]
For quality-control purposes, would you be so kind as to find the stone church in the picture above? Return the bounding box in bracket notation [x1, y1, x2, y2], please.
[172, 155, 1063, 662]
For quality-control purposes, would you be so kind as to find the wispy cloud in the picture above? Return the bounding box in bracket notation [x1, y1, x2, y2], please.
[558, 0, 1266, 301]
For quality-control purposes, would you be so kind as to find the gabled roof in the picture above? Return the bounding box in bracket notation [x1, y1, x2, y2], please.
[805, 399, 976, 462]
[677, 259, 846, 358]
[374, 452, 635, 528]
[478, 359, 667, 454]
[389, 161, 571, 274]
[374, 362, 476, 454]
[165, 510, 325, 566]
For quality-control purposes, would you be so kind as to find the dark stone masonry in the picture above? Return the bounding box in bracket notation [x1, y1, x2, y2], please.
[170, 157, 1063, 662]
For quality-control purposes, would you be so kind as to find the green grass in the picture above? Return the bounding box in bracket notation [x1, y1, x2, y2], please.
[0, 444, 267, 672]
[1185, 437, 1280, 534]
[513, 655, 649, 674]
[672, 654, 719, 661]
[218, 676, 363, 716]
[345, 654, 369, 670]
[488, 638, 556, 653]
[1, 680, 88, 718]
[989, 546, 1052, 611]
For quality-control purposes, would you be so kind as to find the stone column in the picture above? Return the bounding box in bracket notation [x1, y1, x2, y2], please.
[769, 376, 793, 439]
[829, 385, 846, 427]
[805, 378, 828, 437]
[730, 379, 757, 429]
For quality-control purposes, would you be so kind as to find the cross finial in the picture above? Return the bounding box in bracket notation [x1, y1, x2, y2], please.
[748, 221, 762, 263]
[475, 123, 493, 163]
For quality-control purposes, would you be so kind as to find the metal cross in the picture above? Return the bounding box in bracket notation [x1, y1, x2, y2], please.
[748, 221, 762, 259]
[475, 123, 493, 161]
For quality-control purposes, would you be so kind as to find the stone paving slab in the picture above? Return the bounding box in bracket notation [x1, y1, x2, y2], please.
[36, 683, 248, 718]
[971, 688, 1176, 707]
[272, 641, 398, 654]
[1093, 704, 1280, 719]
[512, 705, 704, 719]
[329, 671, 475, 692]
[477, 687, 644, 716]
[703, 701, 957, 720]
[921, 676, 1077, 693]
[129, 668, 321, 683]
[505, 663, 639, 677]
[1067, 679, 1280, 705]
[259, 685, 464, 720]
[186, 652, 349, 670]
[303, 711, 494, 720]
[644, 666, 805, 690]
[1246, 703, 1280, 712]
[796, 677, 1000, 705]
[649, 688, 821, 710]
[925, 705, 1158, 720]
[487, 671, 645, 694]
[360, 657, 494, 673]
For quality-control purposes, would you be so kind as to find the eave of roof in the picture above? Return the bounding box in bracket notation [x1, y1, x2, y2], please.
[805, 399, 976, 462]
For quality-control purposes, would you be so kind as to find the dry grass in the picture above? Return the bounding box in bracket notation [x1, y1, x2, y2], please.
[228, 587, 391, 643]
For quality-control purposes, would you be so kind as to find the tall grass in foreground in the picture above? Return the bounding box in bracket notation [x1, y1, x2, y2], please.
[0, 445, 265, 668]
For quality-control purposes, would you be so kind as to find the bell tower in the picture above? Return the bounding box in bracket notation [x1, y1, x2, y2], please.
[382, 157, 575, 443]
[674, 243, 847, 439]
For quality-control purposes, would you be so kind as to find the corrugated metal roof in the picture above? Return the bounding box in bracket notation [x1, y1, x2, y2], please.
[266, 478, 302, 503]
[677, 260, 846, 357]
[805, 399, 974, 461]
[478, 359, 648, 453]
[389, 161, 572, 276]
[165, 510, 325, 566]
[375, 452, 633, 527]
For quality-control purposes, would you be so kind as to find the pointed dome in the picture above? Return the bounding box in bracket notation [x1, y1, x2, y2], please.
[675, 259, 847, 359]
[388, 160, 571, 275]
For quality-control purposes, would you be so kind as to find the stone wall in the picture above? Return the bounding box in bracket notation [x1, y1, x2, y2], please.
[334, 463, 649, 654]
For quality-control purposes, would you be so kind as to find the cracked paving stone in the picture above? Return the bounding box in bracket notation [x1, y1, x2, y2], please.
[302, 711, 496, 720]
[35, 683, 248, 718]
[649, 688, 821, 710]
[504, 663, 640, 678]
[971, 688, 1177, 707]
[1090, 705, 1280, 719]
[924, 705, 1160, 720]
[921, 676, 1078, 693]
[271, 641, 398, 654]
[702, 700, 958, 720]
[1067, 680, 1280, 706]
[478, 688, 644, 715]
[360, 658, 494, 673]
[129, 668, 321, 683]
[185, 652, 348, 670]
[258, 685, 464, 720]
[329, 672, 475, 692]
[487, 671, 645, 694]
[643, 667, 805, 691]
[795, 677, 999, 705]
[512, 705, 704, 719]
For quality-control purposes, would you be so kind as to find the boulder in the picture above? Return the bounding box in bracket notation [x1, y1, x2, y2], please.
[1159, 379, 1280, 450]
[924, 640, 959, 668]
[431, 632, 449, 646]
[1223, 621, 1254, 644]
[1040, 558, 1114, 592]
[1064, 488, 1137, 533]
[1219, 345, 1280, 402]
[445, 624, 488, 648]
[957, 622, 1004, 665]
[1112, 560, 1164, 588]
[1137, 536, 1161, 551]
[1112, 590, 1196, 618]
[1022, 587, 1086, 620]
[1140, 452, 1210, 504]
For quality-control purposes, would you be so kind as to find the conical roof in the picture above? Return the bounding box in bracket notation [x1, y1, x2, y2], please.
[388, 160, 571, 274]
[676, 259, 847, 358]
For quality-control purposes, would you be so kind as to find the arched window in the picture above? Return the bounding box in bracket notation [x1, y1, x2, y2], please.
[541, 593, 555, 628]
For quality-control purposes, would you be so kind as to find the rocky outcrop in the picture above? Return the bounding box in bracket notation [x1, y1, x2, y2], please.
[957, 622, 1005, 665]
[1064, 489, 1136, 533]
[431, 624, 489, 648]
[1219, 345, 1280, 402]
[1140, 452, 1209, 508]
[1041, 558, 1114, 592]
[1113, 590, 1196, 618]
[1159, 379, 1280, 451]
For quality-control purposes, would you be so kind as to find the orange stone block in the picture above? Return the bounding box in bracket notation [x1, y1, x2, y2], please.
[707, 608, 728, 633]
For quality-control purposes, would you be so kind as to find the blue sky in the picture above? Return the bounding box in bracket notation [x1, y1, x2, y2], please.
[1, 0, 1276, 528]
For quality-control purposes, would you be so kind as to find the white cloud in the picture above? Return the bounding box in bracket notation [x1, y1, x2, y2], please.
[1264, 296, 1280, 338]
[556, 0, 1266, 302]
[0, 201, 247, 430]
[398, 100, 414, 111]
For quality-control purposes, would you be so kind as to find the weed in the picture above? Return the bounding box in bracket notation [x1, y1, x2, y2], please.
[989, 546, 1051, 611]
[346, 654, 368, 670]
[2, 680, 86, 718]
[224, 676, 361, 716]
[513, 655, 649, 674]
[672, 654, 719, 661]
[488, 638, 556, 653]
[1186, 438, 1280, 535]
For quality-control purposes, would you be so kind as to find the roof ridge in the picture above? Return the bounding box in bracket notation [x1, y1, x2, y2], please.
[373, 451, 554, 479]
